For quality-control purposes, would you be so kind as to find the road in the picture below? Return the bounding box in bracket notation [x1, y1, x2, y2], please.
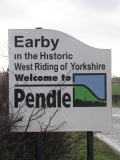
[96, 107, 120, 152]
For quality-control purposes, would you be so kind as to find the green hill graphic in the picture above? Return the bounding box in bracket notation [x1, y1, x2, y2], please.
[73, 86, 106, 107]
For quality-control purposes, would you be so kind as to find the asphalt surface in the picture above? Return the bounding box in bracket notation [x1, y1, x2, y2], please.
[96, 107, 120, 152]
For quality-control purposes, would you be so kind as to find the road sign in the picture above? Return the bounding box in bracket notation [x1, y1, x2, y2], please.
[9, 29, 112, 131]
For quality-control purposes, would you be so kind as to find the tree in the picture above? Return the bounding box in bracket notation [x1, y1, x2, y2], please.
[0, 69, 87, 160]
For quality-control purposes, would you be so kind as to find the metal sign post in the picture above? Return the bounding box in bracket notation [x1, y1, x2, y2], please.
[35, 135, 42, 160]
[87, 131, 94, 160]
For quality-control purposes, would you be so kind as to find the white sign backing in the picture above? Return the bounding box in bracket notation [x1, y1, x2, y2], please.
[9, 29, 112, 132]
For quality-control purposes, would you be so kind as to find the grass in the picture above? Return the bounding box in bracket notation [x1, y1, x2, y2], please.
[112, 83, 120, 95]
[112, 101, 120, 106]
[69, 132, 120, 160]
[94, 137, 120, 160]
[112, 83, 120, 106]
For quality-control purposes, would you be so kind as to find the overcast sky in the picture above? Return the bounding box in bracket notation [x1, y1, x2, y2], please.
[0, 0, 120, 76]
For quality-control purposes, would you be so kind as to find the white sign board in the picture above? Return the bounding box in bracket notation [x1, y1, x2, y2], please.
[9, 29, 112, 132]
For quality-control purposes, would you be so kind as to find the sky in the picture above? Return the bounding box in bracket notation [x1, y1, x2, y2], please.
[0, 0, 120, 76]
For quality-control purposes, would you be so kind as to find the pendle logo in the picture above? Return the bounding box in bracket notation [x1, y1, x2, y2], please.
[14, 73, 107, 108]
[73, 73, 107, 107]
